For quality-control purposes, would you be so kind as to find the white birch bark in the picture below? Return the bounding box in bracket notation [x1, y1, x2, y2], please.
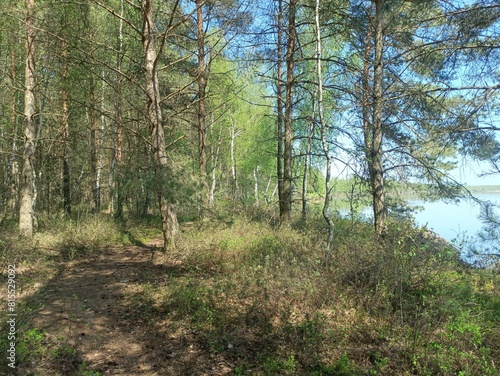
[19, 0, 37, 237]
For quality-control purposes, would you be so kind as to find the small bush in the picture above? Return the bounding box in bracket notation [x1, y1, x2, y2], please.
[50, 343, 83, 374]
[17, 328, 46, 362]
[34, 214, 124, 259]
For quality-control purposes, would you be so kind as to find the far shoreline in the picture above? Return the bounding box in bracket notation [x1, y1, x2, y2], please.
[466, 185, 500, 194]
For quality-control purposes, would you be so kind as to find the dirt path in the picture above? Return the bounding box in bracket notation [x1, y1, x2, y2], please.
[21, 239, 233, 376]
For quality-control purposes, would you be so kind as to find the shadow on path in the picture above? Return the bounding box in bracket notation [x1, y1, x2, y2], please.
[16, 239, 233, 375]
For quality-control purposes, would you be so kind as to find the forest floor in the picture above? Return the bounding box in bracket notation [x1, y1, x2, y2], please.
[1, 214, 499, 376]
[12, 234, 236, 375]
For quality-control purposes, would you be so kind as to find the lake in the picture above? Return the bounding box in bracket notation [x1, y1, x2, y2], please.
[409, 194, 500, 264]
[410, 194, 499, 242]
[337, 193, 500, 264]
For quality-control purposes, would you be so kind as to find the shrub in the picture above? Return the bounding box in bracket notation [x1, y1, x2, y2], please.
[34, 214, 124, 259]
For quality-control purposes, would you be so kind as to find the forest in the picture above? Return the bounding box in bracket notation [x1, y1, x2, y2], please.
[1, 0, 500, 375]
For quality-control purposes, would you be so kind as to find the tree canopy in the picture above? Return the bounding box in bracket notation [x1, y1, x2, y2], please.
[0, 0, 499, 252]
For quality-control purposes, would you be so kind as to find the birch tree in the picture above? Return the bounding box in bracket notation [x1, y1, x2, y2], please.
[19, 0, 37, 237]
[314, 0, 335, 252]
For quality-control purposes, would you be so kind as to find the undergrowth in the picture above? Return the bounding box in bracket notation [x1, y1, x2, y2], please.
[156, 213, 500, 375]
[0, 211, 499, 375]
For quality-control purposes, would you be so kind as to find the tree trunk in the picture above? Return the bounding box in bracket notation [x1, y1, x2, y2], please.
[111, 0, 125, 219]
[61, 40, 71, 216]
[253, 166, 259, 206]
[209, 122, 221, 207]
[196, 0, 209, 208]
[302, 96, 315, 221]
[97, 70, 106, 213]
[264, 175, 272, 204]
[62, 85, 71, 216]
[89, 60, 100, 213]
[315, 0, 334, 254]
[6, 140, 19, 216]
[6, 49, 20, 216]
[282, 0, 297, 223]
[362, 13, 373, 190]
[19, 0, 37, 238]
[230, 120, 239, 202]
[371, 0, 387, 235]
[276, 0, 284, 217]
[142, 0, 179, 250]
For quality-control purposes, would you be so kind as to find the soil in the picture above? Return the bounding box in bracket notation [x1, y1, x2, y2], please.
[18, 238, 234, 376]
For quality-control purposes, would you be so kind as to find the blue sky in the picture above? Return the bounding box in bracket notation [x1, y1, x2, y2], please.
[453, 159, 498, 186]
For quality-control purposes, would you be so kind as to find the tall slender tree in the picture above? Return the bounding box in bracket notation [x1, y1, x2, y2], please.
[4, 46, 21, 217]
[314, 0, 335, 251]
[19, 0, 37, 237]
[111, 0, 125, 219]
[370, 0, 386, 235]
[195, 0, 209, 208]
[276, 0, 285, 218]
[142, 0, 179, 250]
[60, 39, 71, 216]
[281, 0, 297, 223]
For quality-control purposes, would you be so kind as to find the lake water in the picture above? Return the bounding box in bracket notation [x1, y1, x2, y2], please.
[338, 194, 500, 264]
[410, 194, 499, 243]
[409, 194, 500, 264]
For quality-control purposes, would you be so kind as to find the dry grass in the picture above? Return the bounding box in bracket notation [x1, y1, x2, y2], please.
[1, 212, 499, 375]
[145, 214, 500, 375]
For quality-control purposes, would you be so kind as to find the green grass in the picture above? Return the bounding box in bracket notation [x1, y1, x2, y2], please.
[160, 213, 500, 375]
[1, 210, 499, 375]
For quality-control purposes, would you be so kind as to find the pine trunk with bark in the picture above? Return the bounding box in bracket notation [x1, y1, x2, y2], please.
[371, 0, 386, 235]
[196, 0, 209, 209]
[276, 0, 285, 217]
[362, 1, 386, 236]
[112, 0, 125, 219]
[6, 49, 20, 216]
[142, 0, 179, 250]
[282, 0, 297, 223]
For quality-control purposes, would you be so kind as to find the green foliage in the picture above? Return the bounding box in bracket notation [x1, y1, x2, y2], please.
[34, 214, 127, 259]
[144, 212, 497, 374]
[16, 328, 46, 364]
[329, 353, 357, 376]
[263, 355, 298, 375]
[2, 211, 499, 375]
[207, 57, 276, 205]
